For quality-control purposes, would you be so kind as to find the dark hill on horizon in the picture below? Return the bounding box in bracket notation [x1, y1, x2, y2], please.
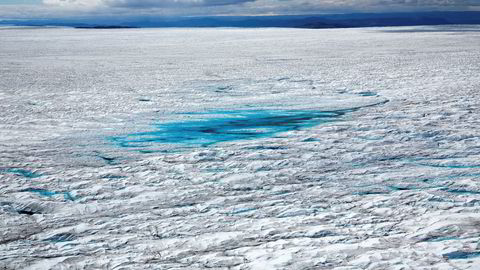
[2, 11, 480, 29]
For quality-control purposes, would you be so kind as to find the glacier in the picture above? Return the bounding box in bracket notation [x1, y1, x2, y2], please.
[1, 25, 480, 269]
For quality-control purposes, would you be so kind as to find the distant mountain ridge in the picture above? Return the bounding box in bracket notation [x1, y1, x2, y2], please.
[1, 11, 480, 29]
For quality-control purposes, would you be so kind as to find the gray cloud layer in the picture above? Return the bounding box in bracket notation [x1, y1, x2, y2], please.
[45, 0, 480, 10]
[105, 0, 256, 8]
[1, 0, 479, 19]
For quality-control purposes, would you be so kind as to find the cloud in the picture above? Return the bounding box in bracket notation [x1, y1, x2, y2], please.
[1, 0, 479, 19]
[43, 0, 257, 9]
[41, 0, 480, 11]
[108, 0, 256, 8]
[43, 0, 104, 8]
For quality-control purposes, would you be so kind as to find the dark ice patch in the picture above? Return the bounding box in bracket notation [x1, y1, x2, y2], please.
[443, 251, 480, 260]
[44, 233, 76, 243]
[422, 235, 459, 242]
[356, 91, 377, 96]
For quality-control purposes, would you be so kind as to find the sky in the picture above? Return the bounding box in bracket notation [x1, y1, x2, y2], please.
[1, 0, 480, 19]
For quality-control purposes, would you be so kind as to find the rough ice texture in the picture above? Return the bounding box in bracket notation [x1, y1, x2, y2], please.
[1, 26, 480, 269]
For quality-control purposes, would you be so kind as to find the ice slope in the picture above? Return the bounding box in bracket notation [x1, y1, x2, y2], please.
[1, 26, 480, 269]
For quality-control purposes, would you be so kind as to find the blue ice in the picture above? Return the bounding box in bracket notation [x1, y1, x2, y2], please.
[443, 251, 480, 260]
[21, 188, 75, 201]
[1, 168, 42, 178]
[111, 109, 348, 148]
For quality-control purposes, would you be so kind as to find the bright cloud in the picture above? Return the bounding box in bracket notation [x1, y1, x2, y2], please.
[42, 0, 257, 8]
[43, 0, 104, 8]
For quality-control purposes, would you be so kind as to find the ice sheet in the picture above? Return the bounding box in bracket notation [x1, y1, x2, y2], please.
[1, 26, 480, 269]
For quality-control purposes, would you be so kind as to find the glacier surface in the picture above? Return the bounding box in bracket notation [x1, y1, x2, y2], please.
[1, 25, 480, 269]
